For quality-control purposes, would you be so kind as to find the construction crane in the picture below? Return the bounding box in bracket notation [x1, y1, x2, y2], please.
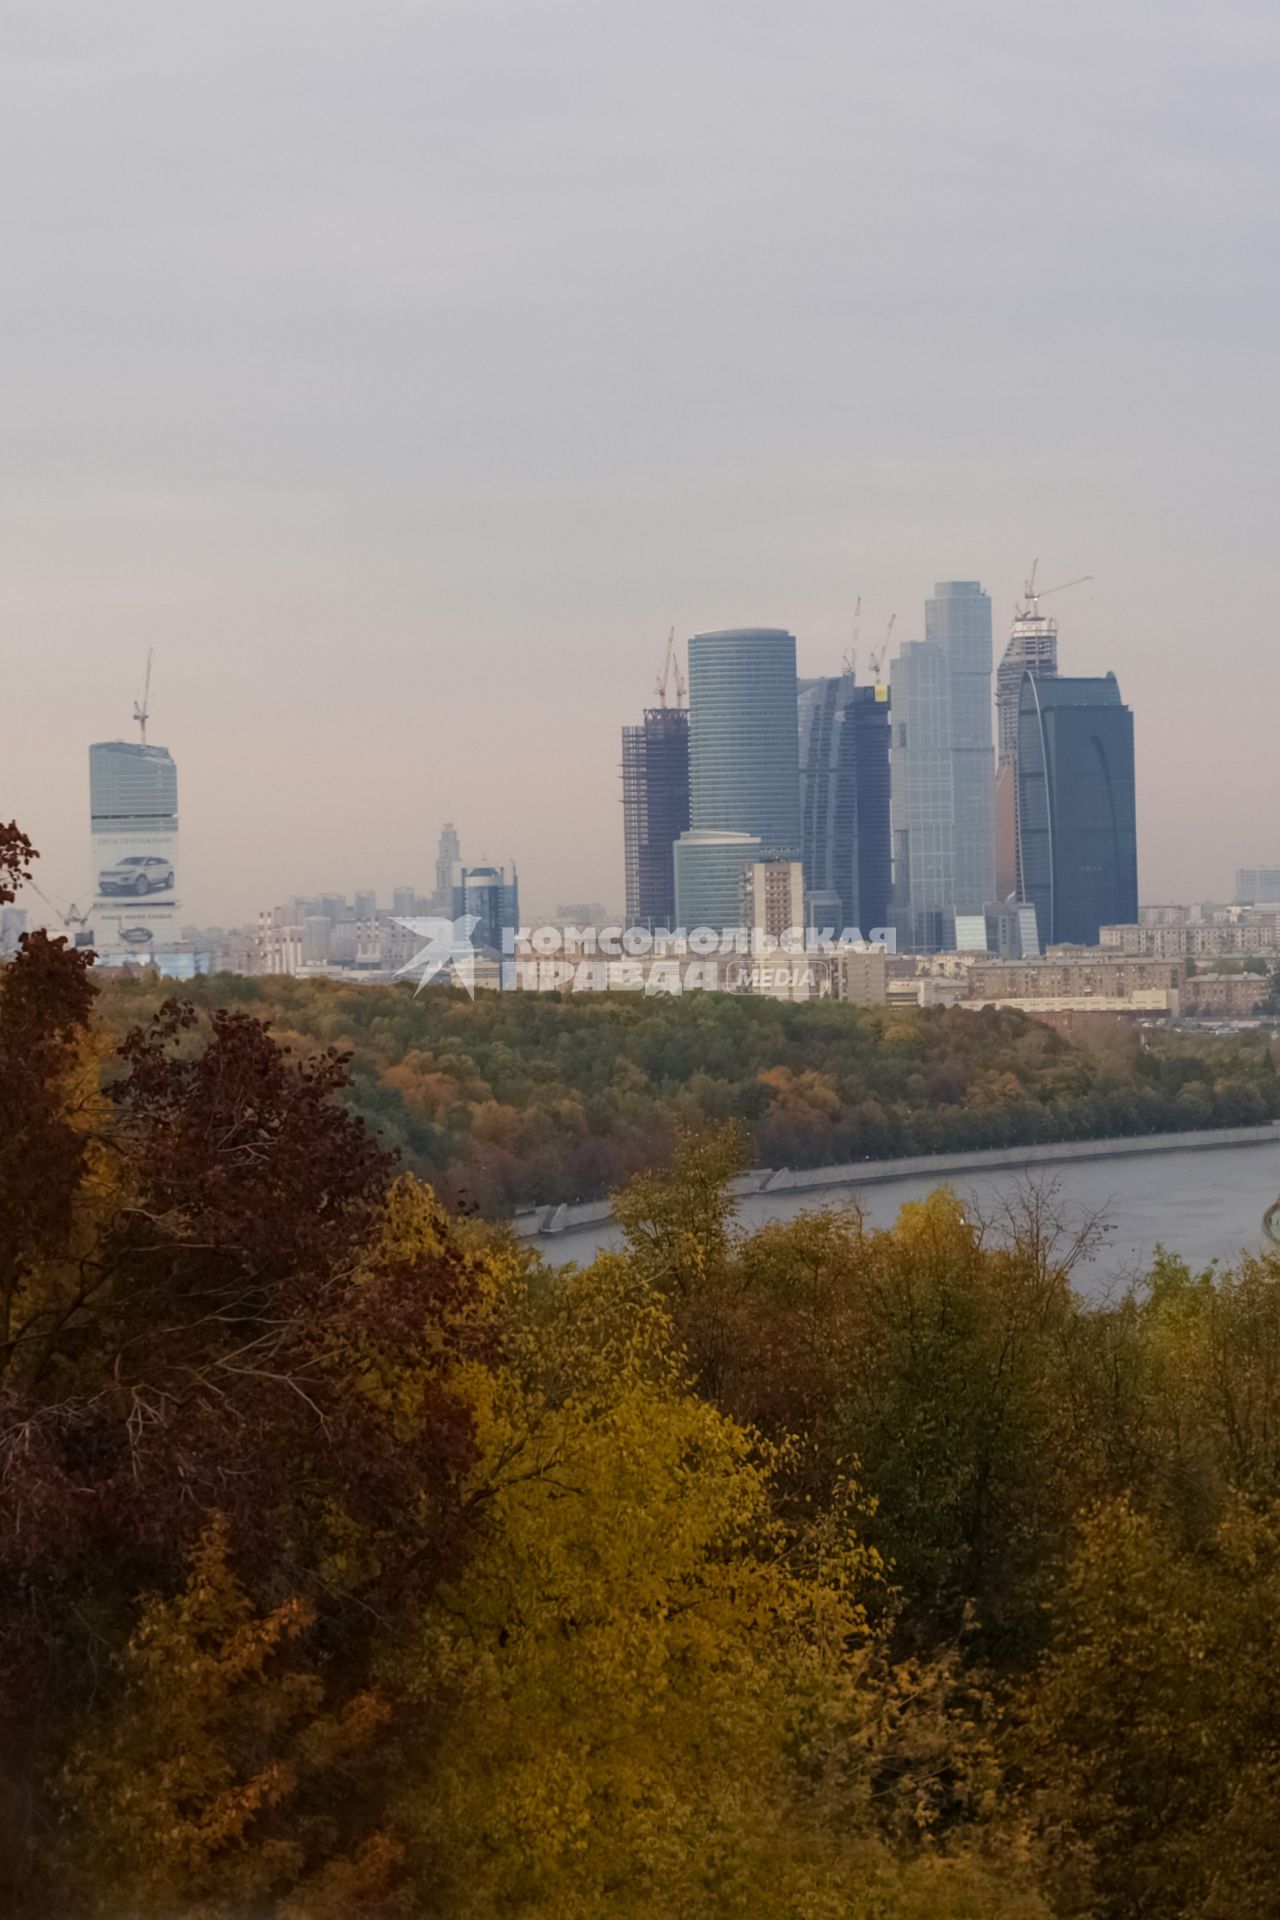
[133, 647, 153, 744]
[866, 612, 895, 682]
[842, 595, 862, 677]
[20, 873, 93, 940]
[1018, 563, 1092, 619]
[653, 628, 686, 709]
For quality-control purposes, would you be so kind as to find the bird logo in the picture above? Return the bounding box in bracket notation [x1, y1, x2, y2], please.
[393, 916, 481, 997]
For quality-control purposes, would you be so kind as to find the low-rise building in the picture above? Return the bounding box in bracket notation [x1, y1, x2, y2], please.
[1101, 915, 1280, 959]
[1181, 973, 1272, 1018]
[965, 957, 1181, 1001]
[257, 909, 305, 975]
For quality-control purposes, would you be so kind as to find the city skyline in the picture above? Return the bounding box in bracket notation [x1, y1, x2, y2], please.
[5, 2, 1279, 927]
[16, 573, 1274, 940]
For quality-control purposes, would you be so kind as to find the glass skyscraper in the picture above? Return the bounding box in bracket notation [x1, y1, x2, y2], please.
[890, 581, 995, 950]
[673, 829, 762, 931]
[622, 707, 690, 929]
[1017, 672, 1137, 948]
[798, 674, 892, 935]
[452, 864, 520, 955]
[995, 604, 1059, 901]
[675, 628, 800, 926]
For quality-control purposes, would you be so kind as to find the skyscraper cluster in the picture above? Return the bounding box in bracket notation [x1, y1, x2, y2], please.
[622, 626, 893, 952]
[621, 580, 1138, 956]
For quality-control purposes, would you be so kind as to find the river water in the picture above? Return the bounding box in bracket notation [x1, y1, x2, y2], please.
[538, 1139, 1280, 1301]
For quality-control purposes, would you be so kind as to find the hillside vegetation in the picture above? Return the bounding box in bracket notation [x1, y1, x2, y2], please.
[96, 971, 1280, 1210]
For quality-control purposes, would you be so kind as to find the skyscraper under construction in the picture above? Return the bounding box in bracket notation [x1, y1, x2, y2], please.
[622, 707, 690, 930]
[995, 584, 1059, 900]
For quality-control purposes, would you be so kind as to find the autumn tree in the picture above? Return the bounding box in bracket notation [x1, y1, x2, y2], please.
[0, 832, 489, 1916]
[401, 1249, 1048, 1919]
[1023, 1496, 1280, 1920]
[616, 1134, 1097, 1657]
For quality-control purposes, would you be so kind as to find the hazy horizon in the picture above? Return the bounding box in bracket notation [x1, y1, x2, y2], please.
[6, 0, 1279, 928]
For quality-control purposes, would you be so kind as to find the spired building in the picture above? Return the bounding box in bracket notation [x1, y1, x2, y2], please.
[674, 628, 801, 928]
[995, 590, 1059, 901]
[798, 671, 892, 936]
[622, 707, 691, 929]
[88, 738, 182, 964]
[890, 582, 995, 950]
[1017, 672, 1138, 948]
[433, 822, 461, 910]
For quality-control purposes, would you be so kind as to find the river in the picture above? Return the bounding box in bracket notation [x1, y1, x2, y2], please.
[534, 1136, 1280, 1300]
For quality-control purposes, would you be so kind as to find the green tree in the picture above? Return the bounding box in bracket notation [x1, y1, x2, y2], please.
[1024, 1497, 1280, 1920]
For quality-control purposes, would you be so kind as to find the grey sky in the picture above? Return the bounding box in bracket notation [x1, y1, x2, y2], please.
[5, 0, 1278, 927]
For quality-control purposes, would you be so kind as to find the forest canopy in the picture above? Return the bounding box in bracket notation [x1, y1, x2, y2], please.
[93, 969, 1280, 1212]
[5, 822, 1280, 1918]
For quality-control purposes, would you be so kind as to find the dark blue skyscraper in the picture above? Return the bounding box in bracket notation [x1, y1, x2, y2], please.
[1017, 672, 1137, 948]
[798, 674, 892, 934]
[622, 707, 690, 929]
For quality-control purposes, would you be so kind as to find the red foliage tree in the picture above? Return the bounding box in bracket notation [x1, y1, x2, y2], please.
[0, 830, 486, 1916]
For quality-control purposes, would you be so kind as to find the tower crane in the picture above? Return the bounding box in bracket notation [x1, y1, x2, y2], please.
[19, 873, 93, 940]
[653, 628, 686, 708]
[133, 648, 153, 744]
[866, 612, 895, 681]
[1018, 564, 1092, 619]
[842, 595, 862, 677]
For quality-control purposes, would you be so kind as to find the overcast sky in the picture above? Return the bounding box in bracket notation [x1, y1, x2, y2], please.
[4, 0, 1278, 928]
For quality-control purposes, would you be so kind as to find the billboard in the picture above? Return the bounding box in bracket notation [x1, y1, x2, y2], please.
[90, 826, 181, 958]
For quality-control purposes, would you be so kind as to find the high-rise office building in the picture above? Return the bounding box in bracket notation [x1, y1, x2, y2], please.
[995, 595, 1059, 900]
[1236, 867, 1280, 905]
[890, 581, 995, 950]
[798, 672, 892, 935]
[675, 628, 800, 925]
[929, 580, 995, 921]
[453, 863, 520, 956]
[622, 707, 690, 929]
[88, 739, 181, 963]
[1017, 672, 1137, 948]
[434, 823, 461, 908]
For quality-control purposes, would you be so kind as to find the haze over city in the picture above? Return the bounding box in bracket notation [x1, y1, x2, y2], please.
[5, 0, 1279, 925]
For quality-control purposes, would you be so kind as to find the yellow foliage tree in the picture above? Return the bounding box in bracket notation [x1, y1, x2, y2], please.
[400, 1255, 1047, 1919]
[1024, 1495, 1280, 1920]
[62, 1518, 405, 1920]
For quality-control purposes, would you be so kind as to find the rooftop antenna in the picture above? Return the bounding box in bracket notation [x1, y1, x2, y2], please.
[133, 648, 153, 744]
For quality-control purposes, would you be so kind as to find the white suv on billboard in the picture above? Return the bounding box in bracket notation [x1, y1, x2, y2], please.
[99, 855, 175, 896]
